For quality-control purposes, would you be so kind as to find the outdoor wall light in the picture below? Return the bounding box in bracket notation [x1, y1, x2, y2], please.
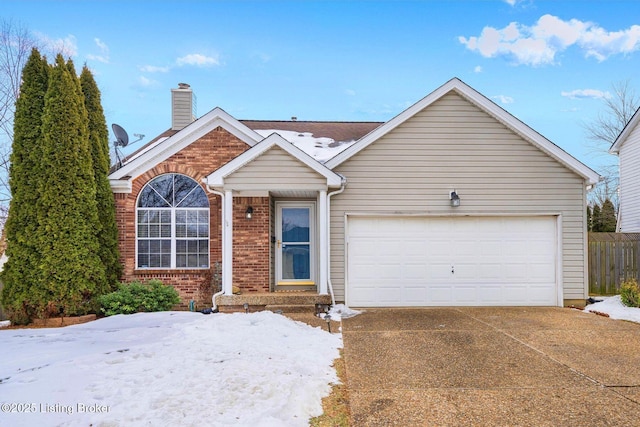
[449, 191, 460, 207]
[245, 206, 254, 219]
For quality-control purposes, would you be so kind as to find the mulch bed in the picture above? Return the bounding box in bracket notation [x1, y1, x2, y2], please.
[1, 314, 97, 329]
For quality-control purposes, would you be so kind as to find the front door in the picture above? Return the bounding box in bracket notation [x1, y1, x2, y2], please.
[276, 202, 315, 290]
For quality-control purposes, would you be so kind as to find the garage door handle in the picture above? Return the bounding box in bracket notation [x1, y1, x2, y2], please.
[451, 266, 454, 274]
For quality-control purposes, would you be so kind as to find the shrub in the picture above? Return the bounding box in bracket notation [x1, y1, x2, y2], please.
[620, 279, 640, 308]
[99, 280, 180, 316]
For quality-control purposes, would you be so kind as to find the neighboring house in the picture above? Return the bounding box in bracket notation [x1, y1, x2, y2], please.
[610, 107, 640, 232]
[108, 78, 599, 310]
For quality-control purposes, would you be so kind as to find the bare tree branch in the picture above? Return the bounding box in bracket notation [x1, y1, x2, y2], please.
[0, 19, 38, 213]
[582, 79, 640, 207]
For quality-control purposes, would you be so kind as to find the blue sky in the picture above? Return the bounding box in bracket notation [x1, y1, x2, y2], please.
[5, 0, 640, 172]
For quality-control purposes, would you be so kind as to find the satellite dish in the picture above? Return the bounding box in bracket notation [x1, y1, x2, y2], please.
[112, 123, 129, 147]
[111, 123, 145, 170]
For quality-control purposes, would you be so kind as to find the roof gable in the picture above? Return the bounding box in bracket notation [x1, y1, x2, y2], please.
[325, 78, 599, 185]
[109, 107, 262, 181]
[610, 106, 640, 154]
[205, 133, 343, 188]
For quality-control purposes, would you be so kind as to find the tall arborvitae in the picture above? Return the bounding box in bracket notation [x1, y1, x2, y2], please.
[1, 49, 49, 323]
[36, 54, 105, 317]
[80, 65, 121, 292]
[600, 199, 617, 233]
[592, 204, 602, 232]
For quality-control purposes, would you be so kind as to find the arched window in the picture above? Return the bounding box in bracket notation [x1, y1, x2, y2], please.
[137, 174, 209, 269]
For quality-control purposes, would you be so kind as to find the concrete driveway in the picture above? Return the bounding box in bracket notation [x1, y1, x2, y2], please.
[341, 307, 640, 426]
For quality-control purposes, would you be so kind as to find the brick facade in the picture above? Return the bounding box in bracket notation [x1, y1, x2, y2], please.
[233, 197, 271, 292]
[113, 126, 271, 308]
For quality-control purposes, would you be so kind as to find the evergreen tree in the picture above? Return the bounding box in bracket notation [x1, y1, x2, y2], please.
[1, 48, 48, 323]
[80, 65, 121, 292]
[586, 205, 593, 232]
[600, 199, 617, 232]
[592, 204, 602, 232]
[36, 54, 105, 317]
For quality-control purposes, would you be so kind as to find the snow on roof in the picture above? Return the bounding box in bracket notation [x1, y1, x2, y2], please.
[254, 129, 357, 162]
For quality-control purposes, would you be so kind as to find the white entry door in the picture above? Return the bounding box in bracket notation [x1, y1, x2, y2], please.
[276, 202, 315, 288]
[347, 216, 558, 307]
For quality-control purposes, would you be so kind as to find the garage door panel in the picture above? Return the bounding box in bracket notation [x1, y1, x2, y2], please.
[404, 264, 428, 279]
[405, 287, 427, 303]
[429, 263, 452, 280]
[431, 286, 452, 303]
[347, 216, 557, 307]
[453, 286, 477, 302]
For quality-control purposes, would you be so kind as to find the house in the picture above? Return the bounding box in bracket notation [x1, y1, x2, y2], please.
[108, 78, 599, 311]
[610, 107, 640, 232]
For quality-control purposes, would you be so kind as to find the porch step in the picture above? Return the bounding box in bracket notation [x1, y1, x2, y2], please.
[215, 292, 331, 314]
[265, 304, 320, 314]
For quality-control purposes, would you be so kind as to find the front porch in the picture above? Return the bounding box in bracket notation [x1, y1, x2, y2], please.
[204, 133, 346, 310]
[215, 291, 332, 313]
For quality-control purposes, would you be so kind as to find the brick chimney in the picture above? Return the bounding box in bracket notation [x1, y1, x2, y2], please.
[171, 83, 197, 130]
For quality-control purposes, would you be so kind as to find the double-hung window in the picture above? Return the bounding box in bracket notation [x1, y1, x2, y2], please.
[137, 174, 209, 269]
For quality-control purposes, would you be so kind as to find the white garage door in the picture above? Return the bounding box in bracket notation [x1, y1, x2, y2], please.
[347, 216, 557, 307]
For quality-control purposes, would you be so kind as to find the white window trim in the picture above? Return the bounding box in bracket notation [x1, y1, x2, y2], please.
[135, 174, 210, 270]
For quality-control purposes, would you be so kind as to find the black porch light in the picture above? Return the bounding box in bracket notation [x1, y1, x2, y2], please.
[245, 206, 254, 219]
[449, 191, 460, 207]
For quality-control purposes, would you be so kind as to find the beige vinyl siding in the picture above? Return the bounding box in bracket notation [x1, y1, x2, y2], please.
[224, 146, 327, 191]
[618, 124, 640, 232]
[330, 92, 588, 303]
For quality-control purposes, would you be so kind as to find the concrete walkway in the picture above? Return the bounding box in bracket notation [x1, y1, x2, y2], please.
[341, 307, 640, 426]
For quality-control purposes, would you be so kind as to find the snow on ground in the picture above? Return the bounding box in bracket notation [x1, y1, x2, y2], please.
[327, 304, 362, 321]
[0, 311, 342, 427]
[584, 295, 640, 323]
[254, 130, 356, 162]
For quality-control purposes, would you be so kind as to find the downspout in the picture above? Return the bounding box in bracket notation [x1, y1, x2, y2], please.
[615, 186, 622, 232]
[205, 183, 225, 311]
[326, 175, 347, 306]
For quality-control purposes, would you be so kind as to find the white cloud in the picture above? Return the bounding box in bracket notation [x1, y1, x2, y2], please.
[492, 95, 514, 104]
[86, 38, 109, 63]
[459, 14, 640, 66]
[176, 53, 219, 67]
[139, 65, 171, 73]
[36, 32, 78, 57]
[94, 38, 108, 52]
[252, 52, 272, 63]
[561, 89, 612, 100]
[474, 65, 483, 73]
[136, 76, 159, 88]
[138, 53, 220, 74]
[504, 0, 517, 5]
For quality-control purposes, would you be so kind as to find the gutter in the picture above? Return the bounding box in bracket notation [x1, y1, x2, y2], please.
[326, 175, 347, 306]
[204, 182, 225, 312]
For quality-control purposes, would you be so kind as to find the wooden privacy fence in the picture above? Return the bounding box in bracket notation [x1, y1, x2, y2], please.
[589, 232, 640, 295]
